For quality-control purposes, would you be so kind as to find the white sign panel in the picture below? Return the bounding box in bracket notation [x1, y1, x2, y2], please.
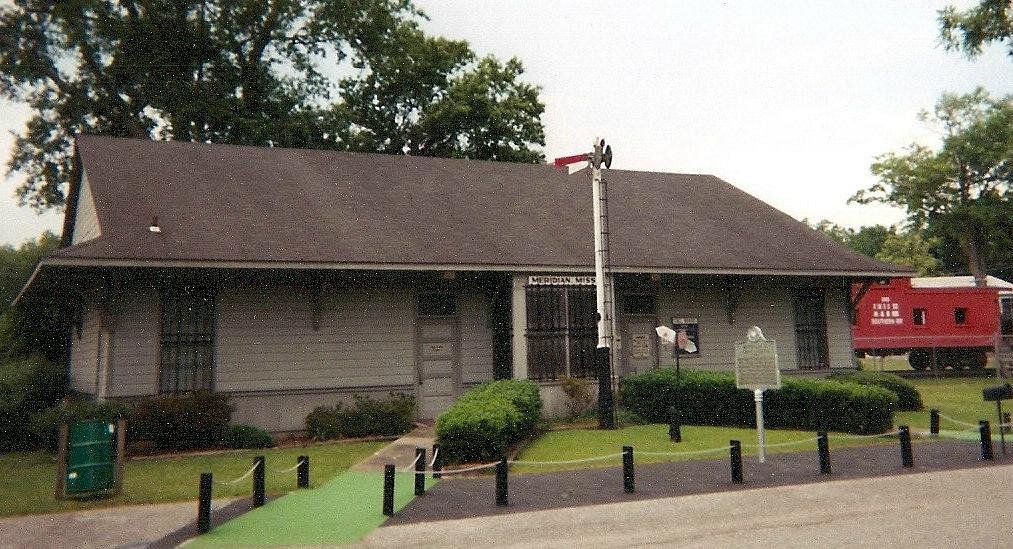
[735, 339, 781, 390]
[527, 275, 596, 286]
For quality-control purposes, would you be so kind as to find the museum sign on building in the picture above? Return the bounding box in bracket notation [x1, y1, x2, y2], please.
[15, 137, 913, 430]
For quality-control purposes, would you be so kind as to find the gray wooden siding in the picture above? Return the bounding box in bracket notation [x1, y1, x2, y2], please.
[69, 306, 101, 394]
[214, 283, 417, 392]
[71, 172, 101, 245]
[825, 287, 856, 368]
[458, 292, 494, 384]
[107, 289, 160, 397]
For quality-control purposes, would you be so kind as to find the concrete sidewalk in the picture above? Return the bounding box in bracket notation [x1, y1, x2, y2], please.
[0, 498, 236, 549]
[352, 424, 436, 472]
[359, 464, 1013, 548]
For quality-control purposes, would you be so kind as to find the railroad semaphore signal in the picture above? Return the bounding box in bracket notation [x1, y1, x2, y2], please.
[554, 139, 616, 429]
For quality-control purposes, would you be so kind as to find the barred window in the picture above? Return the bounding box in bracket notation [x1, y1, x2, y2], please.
[526, 286, 596, 381]
[159, 288, 216, 394]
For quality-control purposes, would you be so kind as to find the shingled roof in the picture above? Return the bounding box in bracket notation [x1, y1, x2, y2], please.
[46, 135, 909, 276]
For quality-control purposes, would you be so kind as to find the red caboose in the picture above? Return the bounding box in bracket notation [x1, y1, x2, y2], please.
[852, 276, 1012, 370]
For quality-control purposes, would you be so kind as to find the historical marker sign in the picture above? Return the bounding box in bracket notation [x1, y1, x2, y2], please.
[735, 339, 781, 390]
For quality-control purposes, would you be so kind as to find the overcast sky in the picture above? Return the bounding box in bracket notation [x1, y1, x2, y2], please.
[1, 0, 1009, 246]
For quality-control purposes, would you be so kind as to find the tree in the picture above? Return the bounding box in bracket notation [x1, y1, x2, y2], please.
[805, 220, 896, 259]
[874, 231, 941, 276]
[0, 0, 545, 210]
[939, 1, 1013, 58]
[0, 231, 62, 360]
[851, 89, 1012, 282]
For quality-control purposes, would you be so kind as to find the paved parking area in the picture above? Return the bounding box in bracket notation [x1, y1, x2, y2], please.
[361, 463, 1013, 548]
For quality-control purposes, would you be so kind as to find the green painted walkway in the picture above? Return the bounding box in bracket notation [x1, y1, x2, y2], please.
[188, 470, 434, 547]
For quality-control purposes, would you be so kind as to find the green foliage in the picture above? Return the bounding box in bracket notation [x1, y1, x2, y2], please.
[224, 424, 275, 449]
[0, 0, 545, 210]
[619, 369, 896, 434]
[30, 399, 132, 452]
[435, 379, 542, 463]
[127, 391, 234, 453]
[305, 394, 416, 440]
[851, 88, 1012, 279]
[0, 354, 66, 450]
[828, 371, 924, 411]
[560, 376, 594, 417]
[939, 1, 1013, 59]
[0, 232, 64, 362]
[874, 230, 941, 275]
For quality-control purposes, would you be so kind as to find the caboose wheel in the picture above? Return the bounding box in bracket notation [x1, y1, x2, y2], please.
[908, 349, 930, 370]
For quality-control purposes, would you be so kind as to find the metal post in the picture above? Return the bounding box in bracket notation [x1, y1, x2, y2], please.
[997, 402, 1007, 456]
[414, 448, 426, 496]
[817, 432, 831, 475]
[198, 472, 213, 535]
[495, 458, 508, 506]
[979, 420, 994, 461]
[899, 426, 913, 468]
[929, 409, 940, 436]
[597, 347, 615, 429]
[431, 444, 442, 479]
[591, 140, 616, 430]
[253, 456, 265, 507]
[382, 464, 395, 516]
[297, 456, 309, 489]
[622, 446, 635, 493]
[668, 406, 682, 443]
[730, 440, 743, 484]
[754, 389, 766, 463]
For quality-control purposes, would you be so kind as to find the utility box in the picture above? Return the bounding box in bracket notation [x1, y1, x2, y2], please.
[55, 419, 125, 499]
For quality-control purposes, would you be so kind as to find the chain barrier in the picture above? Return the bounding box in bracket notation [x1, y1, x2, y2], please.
[423, 461, 501, 475]
[399, 451, 423, 473]
[429, 447, 439, 468]
[508, 452, 626, 466]
[832, 429, 901, 440]
[636, 445, 733, 457]
[938, 413, 981, 430]
[216, 461, 261, 486]
[739, 436, 822, 449]
[269, 459, 306, 474]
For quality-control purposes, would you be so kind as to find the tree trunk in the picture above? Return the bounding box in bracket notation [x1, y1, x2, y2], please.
[959, 227, 987, 287]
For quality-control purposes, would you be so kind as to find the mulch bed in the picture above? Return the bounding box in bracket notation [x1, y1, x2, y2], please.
[388, 439, 1012, 525]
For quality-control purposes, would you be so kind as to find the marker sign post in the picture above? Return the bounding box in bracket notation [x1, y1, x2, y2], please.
[734, 326, 781, 463]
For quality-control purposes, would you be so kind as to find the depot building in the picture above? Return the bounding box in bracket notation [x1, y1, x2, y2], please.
[15, 136, 911, 431]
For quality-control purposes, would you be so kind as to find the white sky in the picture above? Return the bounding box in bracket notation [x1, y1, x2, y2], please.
[1, 0, 1010, 246]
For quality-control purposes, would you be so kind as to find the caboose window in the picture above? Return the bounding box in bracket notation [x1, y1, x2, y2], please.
[954, 308, 967, 325]
[913, 308, 927, 326]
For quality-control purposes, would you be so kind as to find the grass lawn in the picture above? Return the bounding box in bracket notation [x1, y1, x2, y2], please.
[898, 377, 1006, 431]
[513, 424, 893, 474]
[0, 440, 386, 517]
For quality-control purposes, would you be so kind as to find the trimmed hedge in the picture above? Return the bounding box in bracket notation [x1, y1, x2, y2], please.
[225, 424, 275, 449]
[128, 391, 234, 452]
[620, 369, 896, 434]
[435, 379, 541, 463]
[305, 394, 416, 440]
[828, 371, 923, 411]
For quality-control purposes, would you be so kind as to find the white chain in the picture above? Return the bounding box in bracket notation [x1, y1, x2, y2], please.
[216, 461, 261, 486]
[270, 459, 306, 474]
[509, 452, 626, 466]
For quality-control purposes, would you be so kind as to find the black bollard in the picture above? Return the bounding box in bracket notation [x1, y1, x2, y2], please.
[979, 420, 994, 461]
[495, 458, 508, 506]
[297, 456, 310, 489]
[817, 432, 831, 475]
[382, 464, 395, 516]
[899, 426, 913, 468]
[622, 446, 635, 493]
[414, 448, 426, 496]
[730, 440, 743, 483]
[198, 472, 213, 535]
[431, 444, 442, 480]
[929, 409, 940, 436]
[253, 456, 266, 507]
[668, 406, 682, 443]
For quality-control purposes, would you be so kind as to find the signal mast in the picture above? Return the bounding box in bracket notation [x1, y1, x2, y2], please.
[554, 139, 616, 429]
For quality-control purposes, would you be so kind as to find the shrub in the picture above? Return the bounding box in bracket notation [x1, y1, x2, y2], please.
[30, 399, 133, 452]
[225, 424, 275, 449]
[0, 354, 66, 450]
[305, 394, 416, 440]
[435, 379, 542, 463]
[828, 371, 923, 411]
[128, 391, 234, 452]
[561, 376, 594, 417]
[620, 369, 896, 434]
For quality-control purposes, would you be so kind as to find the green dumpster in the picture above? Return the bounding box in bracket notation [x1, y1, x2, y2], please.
[56, 419, 124, 499]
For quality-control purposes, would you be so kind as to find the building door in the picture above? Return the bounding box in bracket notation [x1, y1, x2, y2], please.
[620, 315, 659, 375]
[793, 290, 829, 369]
[416, 295, 460, 419]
